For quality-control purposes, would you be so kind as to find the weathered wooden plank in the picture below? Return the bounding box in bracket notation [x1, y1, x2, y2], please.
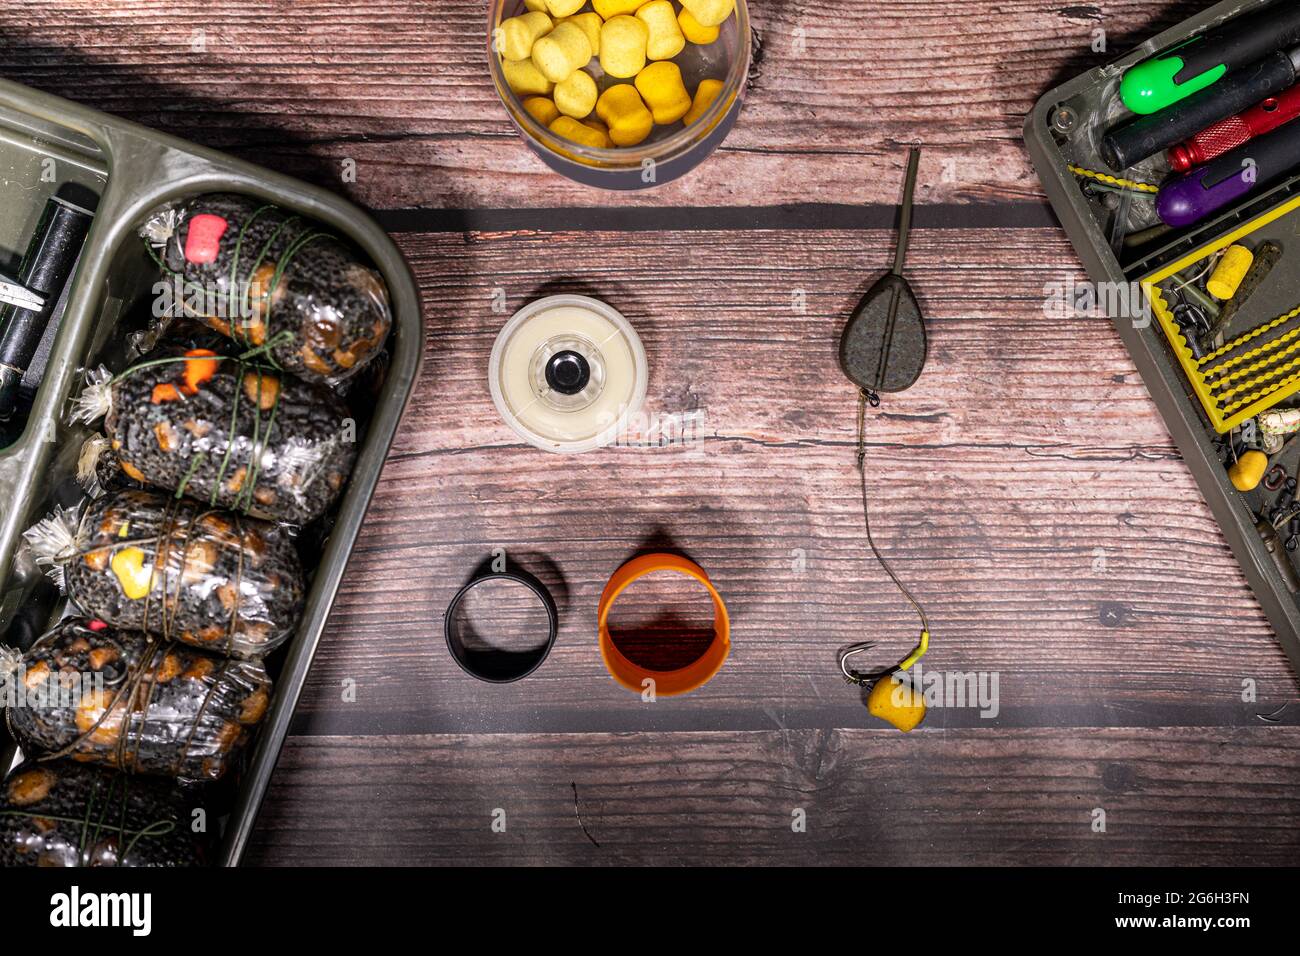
[0, 0, 1205, 207]
[244, 727, 1300, 865]
[269, 227, 1297, 734]
[13, 0, 1290, 871]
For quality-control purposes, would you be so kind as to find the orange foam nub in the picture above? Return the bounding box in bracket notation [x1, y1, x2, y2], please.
[597, 553, 730, 696]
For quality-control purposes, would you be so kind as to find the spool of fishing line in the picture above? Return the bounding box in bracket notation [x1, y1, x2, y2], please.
[489, 295, 648, 454]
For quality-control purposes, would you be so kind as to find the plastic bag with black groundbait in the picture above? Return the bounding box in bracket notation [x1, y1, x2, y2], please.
[73, 346, 357, 525]
[140, 192, 392, 385]
[5, 619, 271, 782]
[0, 760, 208, 867]
[23, 489, 305, 659]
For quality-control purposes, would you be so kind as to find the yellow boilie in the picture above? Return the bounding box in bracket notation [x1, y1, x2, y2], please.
[600, 15, 649, 79]
[596, 84, 655, 147]
[679, 0, 736, 28]
[555, 69, 599, 119]
[497, 11, 553, 61]
[635, 61, 691, 125]
[532, 20, 594, 83]
[637, 1, 686, 61]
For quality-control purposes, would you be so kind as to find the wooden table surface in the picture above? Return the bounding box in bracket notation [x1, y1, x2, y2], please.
[4, 0, 1299, 865]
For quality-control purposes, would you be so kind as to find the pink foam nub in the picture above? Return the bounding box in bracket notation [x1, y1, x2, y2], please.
[184, 214, 229, 264]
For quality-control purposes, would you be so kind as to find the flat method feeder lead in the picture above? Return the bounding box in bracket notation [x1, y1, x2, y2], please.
[840, 147, 927, 396]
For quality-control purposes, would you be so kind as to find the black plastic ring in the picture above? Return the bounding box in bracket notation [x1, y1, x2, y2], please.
[443, 569, 558, 683]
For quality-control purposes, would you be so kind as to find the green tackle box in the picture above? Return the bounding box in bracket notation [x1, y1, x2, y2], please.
[1026, 0, 1300, 679]
[0, 78, 424, 865]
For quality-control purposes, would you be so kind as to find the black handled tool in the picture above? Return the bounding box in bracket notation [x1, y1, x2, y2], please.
[0, 196, 94, 421]
[1105, 46, 1300, 171]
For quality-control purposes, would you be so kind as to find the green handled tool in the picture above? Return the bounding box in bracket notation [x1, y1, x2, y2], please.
[1121, 2, 1300, 115]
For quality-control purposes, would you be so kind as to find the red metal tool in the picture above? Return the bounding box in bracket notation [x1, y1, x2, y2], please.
[1168, 84, 1300, 172]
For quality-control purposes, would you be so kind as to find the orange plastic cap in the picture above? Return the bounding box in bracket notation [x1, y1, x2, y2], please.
[597, 553, 730, 696]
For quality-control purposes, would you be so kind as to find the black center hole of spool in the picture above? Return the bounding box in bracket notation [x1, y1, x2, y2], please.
[545, 350, 591, 395]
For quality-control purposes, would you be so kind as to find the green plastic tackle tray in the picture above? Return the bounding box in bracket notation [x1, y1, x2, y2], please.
[1026, 0, 1300, 680]
[0, 78, 424, 866]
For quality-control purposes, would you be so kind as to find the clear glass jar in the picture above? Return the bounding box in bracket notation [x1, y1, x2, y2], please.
[487, 1, 751, 190]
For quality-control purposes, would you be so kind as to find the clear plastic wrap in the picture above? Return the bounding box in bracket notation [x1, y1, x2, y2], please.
[141, 192, 393, 385]
[0, 760, 208, 867]
[6, 618, 271, 782]
[73, 344, 358, 525]
[24, 489, 305, 659]
[77, 434, 141, 499]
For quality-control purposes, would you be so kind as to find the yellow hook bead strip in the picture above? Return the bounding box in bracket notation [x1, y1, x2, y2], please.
[1067, 165, 1159, 194]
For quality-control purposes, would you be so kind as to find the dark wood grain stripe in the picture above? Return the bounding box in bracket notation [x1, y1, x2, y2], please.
[244, 727, 1300, 866]
[287, 701, 1300, 736]
[371, 203, 1062, 234]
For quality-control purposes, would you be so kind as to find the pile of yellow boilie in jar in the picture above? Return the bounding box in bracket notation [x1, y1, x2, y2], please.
[496, 0, 737, 149]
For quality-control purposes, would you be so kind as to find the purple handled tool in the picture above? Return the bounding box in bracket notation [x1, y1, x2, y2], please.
[1158, 116, 1300, 227]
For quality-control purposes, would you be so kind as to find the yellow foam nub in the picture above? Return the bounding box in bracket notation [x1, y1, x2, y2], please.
[560, 12, 603, 55]
[544, 0, 586, 17]
[550, 115, 612, 149]
[523, 96, 561, 126]
[1229, 450, 1269, 492]
[555, 70, 598, 119]
[600, 15, 648, 79]
[637, 0, 686, 61]
[679, 0, 735, 28]
[635, 61, 692, 125]
[532, 21, 594, 84]
[596, 84, 654, 146]
[593, 0, 643, 18]
[867, 674, 927, 732]
[1208, 245, 1254, 302]
[497, 11, 553, 62]
[678, 7, 720, 45]
[684, 78, 725, 126]
[503, 58, 554, 96]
